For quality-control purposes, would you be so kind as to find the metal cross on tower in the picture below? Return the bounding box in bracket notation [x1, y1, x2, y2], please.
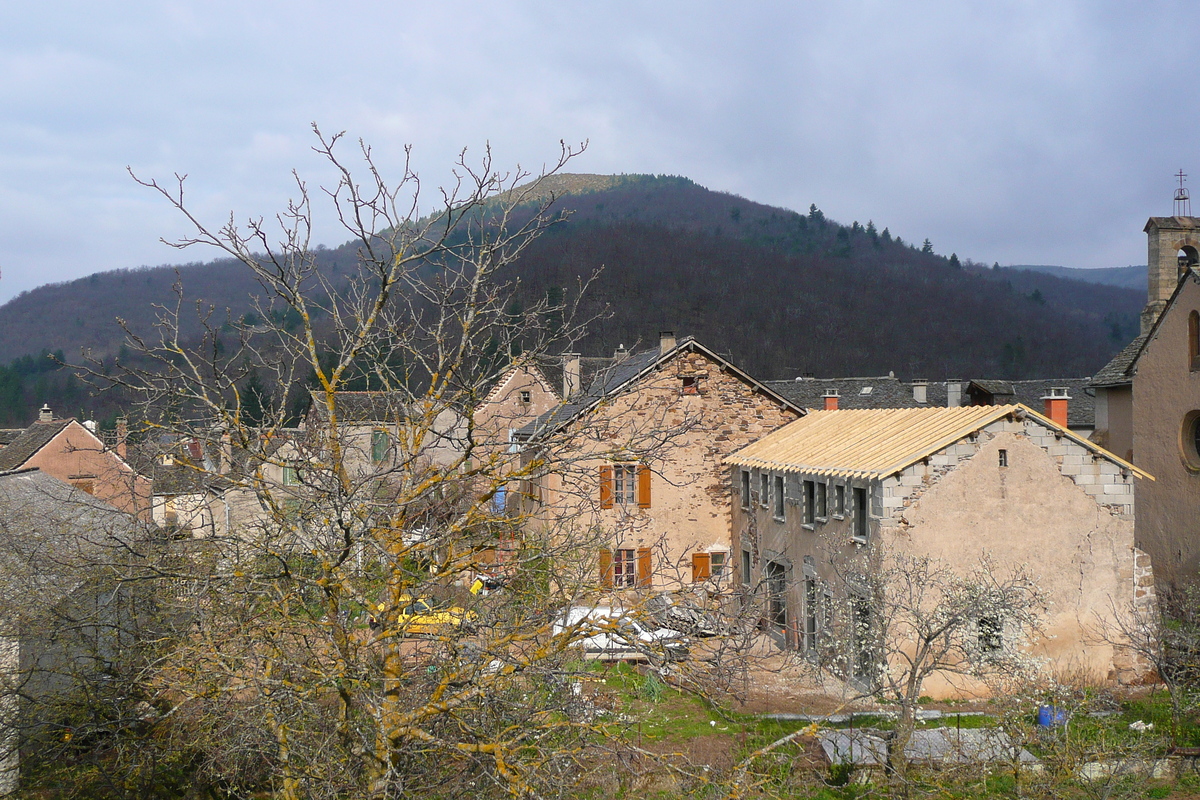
[1175, 169, 1191, 216]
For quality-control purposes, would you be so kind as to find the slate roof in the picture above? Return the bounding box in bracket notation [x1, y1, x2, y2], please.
[0, 419, 73, 471]
[765, 377, 948, 411]
[0, 429, 25, 447]
[0, 469, 145, 615]
[516, 337, 804, 440]
[151, 463, 234, 496]
[540, 356, 620, 401]
[725, 404, 1146, 481]
[1090, 335, 1147, 388]
[965, 379, 1095, 428]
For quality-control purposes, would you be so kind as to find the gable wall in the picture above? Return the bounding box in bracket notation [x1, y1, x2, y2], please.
[474, 366, 559, 453]
[533, 348, 799, 589]
[22, 423, 150, 518]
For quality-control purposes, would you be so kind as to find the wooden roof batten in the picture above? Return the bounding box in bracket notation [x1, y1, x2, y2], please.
[725, 404, 1151, 482]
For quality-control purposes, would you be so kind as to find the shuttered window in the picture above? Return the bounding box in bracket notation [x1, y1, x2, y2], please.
[599, 463, 651, 508]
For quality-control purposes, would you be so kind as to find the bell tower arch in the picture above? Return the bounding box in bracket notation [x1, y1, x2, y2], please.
[1142, 173, 1200, 332]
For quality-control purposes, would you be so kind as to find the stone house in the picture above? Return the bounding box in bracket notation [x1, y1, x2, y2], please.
[472, 361, 560, 463]
[726, 404, 1152, 697]
[514, 333, 803, 591]
[0, 406, 150, 519]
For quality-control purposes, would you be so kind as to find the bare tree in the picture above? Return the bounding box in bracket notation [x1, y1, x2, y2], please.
[806, 536, 1046, 797]
[55, 129, 734, 799]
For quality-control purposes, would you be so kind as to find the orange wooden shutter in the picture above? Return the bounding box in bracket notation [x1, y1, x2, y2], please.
[599, 465, 614, 509]
[637, 464, 652, 508]
[691, 551, 711, 582]
[599, 548, 613, 588]
[637, 547, 652, 588]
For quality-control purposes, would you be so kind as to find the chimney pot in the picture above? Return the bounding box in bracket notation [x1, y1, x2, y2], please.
[38, 404, 53, 423]
[659, 330, 676, 355]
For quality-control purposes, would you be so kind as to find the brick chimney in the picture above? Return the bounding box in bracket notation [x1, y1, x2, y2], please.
[822, 389, 840, 411]
[1042, 387, 1070, 427]
[561, 353, 581, 399]
[912, 379, 928, 404]
[38, 404, 53, 423]
[116, 416, 128, 460]
[659, 330, 676, 355]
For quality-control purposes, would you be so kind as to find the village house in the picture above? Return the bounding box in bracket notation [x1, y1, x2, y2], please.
[0, 407, 150, 518]
[514, 333, 803, 591]
[726, 403, 1152, 697]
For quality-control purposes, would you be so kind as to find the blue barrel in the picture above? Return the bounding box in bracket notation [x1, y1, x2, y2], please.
[1037, 705, 1067, 727]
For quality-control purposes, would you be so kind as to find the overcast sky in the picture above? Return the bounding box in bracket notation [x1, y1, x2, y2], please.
[0, 1, 1193, 304]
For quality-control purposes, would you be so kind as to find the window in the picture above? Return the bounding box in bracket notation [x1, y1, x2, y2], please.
[614, 464, 636, 504]
[759, 472, 770, 508]
[740, 470, 751, 509]
[978, 616, 1003, 653]
[601, 547, 651, 588]
[1183, 411, 1200, 470]
[816, 482, 827, 519]
[804, 576, 818, 652]
[692, 551, 726, 582]
[710, 550, 727, 577]
[681, 376, 698, 395]
[283, 465, 299, 486]
[998, 449, 1008, 468]
[1191, 310, 1200, 371]
[519, 389, 531, 404]
[599, 464, 651, 508]
[371, 429, 388, 464]
[773, 475, 785, 519]
[853, 487, 868, 542]
[612, 548, 637, 588]
[834, 484, 846, 516]
[803, 480, 815, 524]
[742, 550, 752, 586]
[852, 596, 875, 680]
[766, 561, 787, 629]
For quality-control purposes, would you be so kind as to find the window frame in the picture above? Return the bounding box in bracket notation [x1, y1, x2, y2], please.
[759, 472, 770, 509]
[773, 474, 785, 520]
[612, 548, 637, 588]
[803, 480, 816, 525]
[740, 470, 751, 510]
[834, 483, 846, 517]
[852, 486, 868, 543]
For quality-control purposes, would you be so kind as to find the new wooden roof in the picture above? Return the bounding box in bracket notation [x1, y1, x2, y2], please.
[726, 404, 1148, 481]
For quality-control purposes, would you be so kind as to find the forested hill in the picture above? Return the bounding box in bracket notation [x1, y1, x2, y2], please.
[0, 174, 1143, 425]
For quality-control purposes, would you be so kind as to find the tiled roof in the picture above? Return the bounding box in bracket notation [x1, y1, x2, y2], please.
[725, 404, 1143, 480]
[0, 419, 72, 471]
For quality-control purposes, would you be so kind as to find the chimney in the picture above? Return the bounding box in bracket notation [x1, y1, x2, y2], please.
[822, 389, 840, 411]
[613, 344, 628, 362]
[38, 404, 53, 423]
[1043, 387, 1071, 427]
[946, 380, 963, 408]
[116, 416, 128, 460]
[659, 330, 676, 355]
[561, 353, 581, 399]
[912, 379, 928, 404]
